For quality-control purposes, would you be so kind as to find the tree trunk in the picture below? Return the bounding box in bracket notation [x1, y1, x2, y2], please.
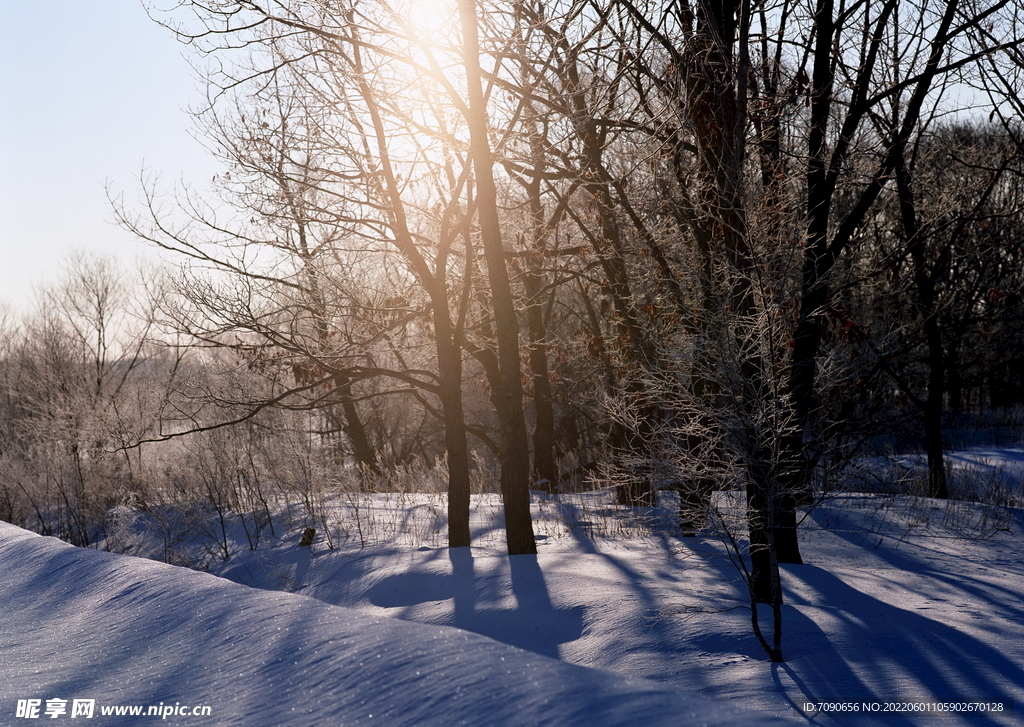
[524, 268, 557, 491]
[947, 345, 964, 416]
[435, 325, 473, 547]
[522, 144, 557, 492]
[351, 38, 476, 547]
[458, 0, 536, 555]
[896, 153, 949, 500]
[334, 376, 380, 476]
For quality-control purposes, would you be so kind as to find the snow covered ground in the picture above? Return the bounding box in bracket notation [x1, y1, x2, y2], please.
[210, 494, 1023, 726]
[3, 447, 1023, 726]
[0, 521, 794, 727]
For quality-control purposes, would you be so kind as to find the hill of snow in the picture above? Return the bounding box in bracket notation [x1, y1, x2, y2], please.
[210, 484, 1024, 726]
[0, 521, 795, 726]
[4, 447, 1023, 725]
[207, 495, 1024, 727]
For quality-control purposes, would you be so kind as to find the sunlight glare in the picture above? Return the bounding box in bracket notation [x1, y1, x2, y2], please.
[401, 0, 459, 41]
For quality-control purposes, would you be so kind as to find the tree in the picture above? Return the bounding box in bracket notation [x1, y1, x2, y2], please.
[457, 0, 537, 554]
[132, 0, 542, 553]
[853, 122, 1024, 495]
[125, 0, 1024, 658]
[0, 255, 172, 546]
[611, 0, 1024, 577]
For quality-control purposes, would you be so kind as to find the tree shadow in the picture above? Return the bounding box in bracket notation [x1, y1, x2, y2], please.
[776, 563, 1021, 726]
[367, 548, 584, 658]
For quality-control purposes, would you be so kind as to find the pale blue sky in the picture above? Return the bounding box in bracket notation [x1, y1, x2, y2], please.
[0, 0, 219, 310]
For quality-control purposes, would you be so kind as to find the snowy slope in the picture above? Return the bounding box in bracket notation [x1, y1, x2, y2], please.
[210, 492, 1024, 727]
[5, 449, 1022, 726]
[0, 522, 796, 727]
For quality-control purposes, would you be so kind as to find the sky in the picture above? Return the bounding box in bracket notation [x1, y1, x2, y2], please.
[0, 0, 220, 311]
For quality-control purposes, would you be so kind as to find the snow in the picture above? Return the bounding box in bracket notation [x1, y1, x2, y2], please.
[3, 447, 1023, 726]
[211, 498, 1024, 726]
[0, 521, 795, 727]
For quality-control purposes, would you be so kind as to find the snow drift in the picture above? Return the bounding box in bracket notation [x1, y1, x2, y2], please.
[0, 522, 794, 726]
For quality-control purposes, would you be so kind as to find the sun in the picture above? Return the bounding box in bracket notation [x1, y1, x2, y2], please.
[397, 0, 460, 43]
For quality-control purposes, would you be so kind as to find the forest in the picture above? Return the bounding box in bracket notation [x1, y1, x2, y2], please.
[1, 0, 1023, 668]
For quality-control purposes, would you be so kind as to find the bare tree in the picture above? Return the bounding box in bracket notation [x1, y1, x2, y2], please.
[0, 255, 173, 545]
[851, 122, 1024, 495]
[129, 0, 545, 552]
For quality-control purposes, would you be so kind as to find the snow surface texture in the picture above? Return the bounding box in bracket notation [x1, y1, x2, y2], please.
[209, 486, 1024, 726]
[0, 521, 796, 727]
[4, 448, 1022, 726]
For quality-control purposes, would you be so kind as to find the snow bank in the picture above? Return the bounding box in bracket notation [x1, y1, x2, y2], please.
[0, 522, 793, 726]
